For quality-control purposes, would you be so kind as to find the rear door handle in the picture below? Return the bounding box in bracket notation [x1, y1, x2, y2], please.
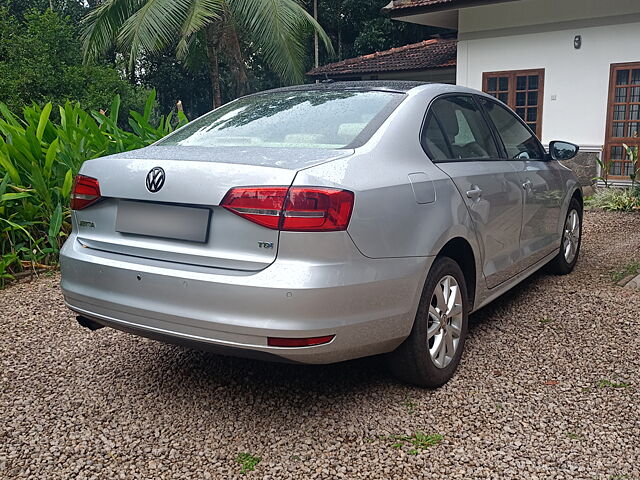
[466, 185, 483, 199]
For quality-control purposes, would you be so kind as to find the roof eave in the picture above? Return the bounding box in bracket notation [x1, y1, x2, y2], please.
[384, 0, 519, 19]
[307, 64, 456, 79]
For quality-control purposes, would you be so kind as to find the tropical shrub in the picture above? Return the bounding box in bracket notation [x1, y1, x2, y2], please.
[623, 143, 639, 188]
[0, 90, 188, 287]
[586, 186, 640, 212]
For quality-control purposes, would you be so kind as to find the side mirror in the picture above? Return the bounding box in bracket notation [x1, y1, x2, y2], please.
[549, 141, 579, 161]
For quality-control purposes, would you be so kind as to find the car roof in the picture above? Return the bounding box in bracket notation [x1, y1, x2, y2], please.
[259, 80, 429, 95]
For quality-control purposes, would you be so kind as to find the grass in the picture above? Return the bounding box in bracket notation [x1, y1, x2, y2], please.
[539, 317, 555, 325]
[610, 260, 640, 283]
[403, 398, 417, 415]
[596, 379, 631, 389]
[390, 432, 443, 455]
[236, 453, 261, 474]
[566, 432, 581, 440]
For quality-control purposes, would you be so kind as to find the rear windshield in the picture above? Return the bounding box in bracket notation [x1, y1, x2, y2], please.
[158, 90, 404, 149]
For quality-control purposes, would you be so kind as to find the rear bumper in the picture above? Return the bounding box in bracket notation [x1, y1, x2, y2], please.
[60, 232, 431, 364]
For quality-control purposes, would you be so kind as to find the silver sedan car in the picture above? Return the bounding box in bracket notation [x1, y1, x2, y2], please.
[61, 81, 582, 387]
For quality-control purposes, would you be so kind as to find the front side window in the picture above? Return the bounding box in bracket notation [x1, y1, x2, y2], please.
[426, 95, 499, 160]
[480, 98, 545, 160]
[158, 90, 404, 149]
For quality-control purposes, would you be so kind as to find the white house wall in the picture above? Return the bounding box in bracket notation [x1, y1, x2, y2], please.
[457, 0, 640, 150]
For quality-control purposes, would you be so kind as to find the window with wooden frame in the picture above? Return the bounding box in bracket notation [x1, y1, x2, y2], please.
[604, 62, 640, 179]
[482, 69, 545, 138]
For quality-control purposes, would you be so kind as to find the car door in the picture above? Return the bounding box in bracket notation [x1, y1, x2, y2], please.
[423, 95, 524, 289]
[479, 97, 565, 269]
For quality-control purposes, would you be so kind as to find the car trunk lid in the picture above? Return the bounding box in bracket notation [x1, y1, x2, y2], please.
[73, 146, 352, 271]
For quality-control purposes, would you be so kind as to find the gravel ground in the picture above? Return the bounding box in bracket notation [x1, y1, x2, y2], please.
[1, 210, 639, 480]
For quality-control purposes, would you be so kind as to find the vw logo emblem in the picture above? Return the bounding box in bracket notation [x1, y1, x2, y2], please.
[145, 167, 165, 193]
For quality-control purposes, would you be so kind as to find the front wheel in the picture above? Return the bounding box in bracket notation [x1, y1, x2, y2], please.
[548, 197, 582, 275]
[389, 257, 469, 388]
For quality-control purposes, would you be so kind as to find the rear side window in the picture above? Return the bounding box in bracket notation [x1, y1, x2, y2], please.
[422, 114, 451, 161]
[480, 98, 546, 160]
[158, 90, 404, 149]
[425, 95, 499, 160]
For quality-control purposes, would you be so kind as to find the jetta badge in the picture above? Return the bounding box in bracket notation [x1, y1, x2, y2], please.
[145, 167, 165, 193]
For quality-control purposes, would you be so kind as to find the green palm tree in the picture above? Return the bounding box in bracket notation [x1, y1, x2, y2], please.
[82, 0, 332, 107]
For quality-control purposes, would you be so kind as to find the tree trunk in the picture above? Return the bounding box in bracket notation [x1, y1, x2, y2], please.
[129, 56, 136, 84]
[225, 21, 249, 98]
[313, 0, 319, 68]
[205, 24, 223, 108]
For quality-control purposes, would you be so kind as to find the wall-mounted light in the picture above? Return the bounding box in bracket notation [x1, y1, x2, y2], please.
[574, 35, 582, 49]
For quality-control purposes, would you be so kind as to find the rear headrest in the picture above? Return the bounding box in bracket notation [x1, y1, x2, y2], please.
[337, 123, 367, 139]
[433, 100, 459, 138]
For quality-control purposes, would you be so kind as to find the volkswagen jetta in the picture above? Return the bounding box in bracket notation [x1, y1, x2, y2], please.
[61, 81, 583, 387]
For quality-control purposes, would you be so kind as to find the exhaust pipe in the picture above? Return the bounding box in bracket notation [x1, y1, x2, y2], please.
[76, 315, 105, 331]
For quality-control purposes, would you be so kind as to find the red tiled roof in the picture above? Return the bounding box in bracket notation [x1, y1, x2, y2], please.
[385, 0, 458, 11]
[383, 0, 517, 14]
[307, 39, 456, 78]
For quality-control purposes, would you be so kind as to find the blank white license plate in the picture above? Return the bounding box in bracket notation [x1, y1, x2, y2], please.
[116, 200, 211, 243]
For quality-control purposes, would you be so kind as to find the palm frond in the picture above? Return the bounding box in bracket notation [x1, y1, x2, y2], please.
[229, 0, 333, 84]
[177, 30, 209, 71]
[117, 0, 196, 62]
[177, 0, 224, 59]
[182, 0, 224, 38]
[81, 0, 141, 63]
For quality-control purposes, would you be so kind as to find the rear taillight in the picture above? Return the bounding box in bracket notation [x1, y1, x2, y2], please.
[221, 187, 354, 232]
[219, 187, 288, 229]
[71, 175, 101, 210]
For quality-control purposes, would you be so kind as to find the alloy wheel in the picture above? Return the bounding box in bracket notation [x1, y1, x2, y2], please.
[563, 209, 580, 264]
[427, 275, 463, 369]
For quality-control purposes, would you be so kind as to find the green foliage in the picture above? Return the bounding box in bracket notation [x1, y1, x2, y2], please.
[139, 50, 216, 118]
[310, 0, 448, 63]
[610, 260, 640, 284]
[0, 91, 188, 287]
[0, 7, 146, 121]
[592, 156, 609, 187]
[596, 379, 632, 389]
[586, 187, 640, 212]
[236, 452, 261, 474]
[390, 432, 443, 455]
[403, 397, 417, 414]
[2, 0, 87, 24]
[623, 143, 639, 187]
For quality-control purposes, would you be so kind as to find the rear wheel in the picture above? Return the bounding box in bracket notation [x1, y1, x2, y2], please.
[390, 257, 469, 388]
[548, 197, 582, 275]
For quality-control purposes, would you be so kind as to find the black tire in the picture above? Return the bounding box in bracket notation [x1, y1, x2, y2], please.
[389, 256, 469, 388]
[547, 197, 583, 275]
